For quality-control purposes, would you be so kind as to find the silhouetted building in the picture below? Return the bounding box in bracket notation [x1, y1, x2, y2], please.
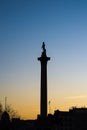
[54, 107, 87, 130]
[1, 111, 10, 122]
[38, 42, 50, 118]
[0, 111, 10, 130]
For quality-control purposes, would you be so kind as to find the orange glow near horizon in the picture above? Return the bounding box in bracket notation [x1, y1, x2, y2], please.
[3, 94, 87, 120]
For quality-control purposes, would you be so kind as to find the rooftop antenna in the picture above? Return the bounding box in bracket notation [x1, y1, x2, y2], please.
[49, 100, 51, 114]
[5, 97, 7, 111]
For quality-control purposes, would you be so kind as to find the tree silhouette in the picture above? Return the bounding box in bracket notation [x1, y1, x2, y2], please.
[6, 104, 20, 119]
[0, 102, 19, 120]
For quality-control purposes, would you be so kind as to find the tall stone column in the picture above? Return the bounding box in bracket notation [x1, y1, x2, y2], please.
[38, 42, 50, 118]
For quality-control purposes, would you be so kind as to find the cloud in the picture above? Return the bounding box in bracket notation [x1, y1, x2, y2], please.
[65, 95, 87, 99]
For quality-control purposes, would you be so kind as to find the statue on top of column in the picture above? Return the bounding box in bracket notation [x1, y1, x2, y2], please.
[42, 42, 46, 56]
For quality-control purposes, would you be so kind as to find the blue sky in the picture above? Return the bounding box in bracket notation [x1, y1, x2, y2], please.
[0, 0, 87, 119]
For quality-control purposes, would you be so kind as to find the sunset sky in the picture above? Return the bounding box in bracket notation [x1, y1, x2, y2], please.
[0, 0, 87, 119]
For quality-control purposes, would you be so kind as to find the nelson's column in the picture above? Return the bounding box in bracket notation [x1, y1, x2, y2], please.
[38, 42, 50, 118]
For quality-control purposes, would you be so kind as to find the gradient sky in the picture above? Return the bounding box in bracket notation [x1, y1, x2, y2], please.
[0, 0, 87, 119]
